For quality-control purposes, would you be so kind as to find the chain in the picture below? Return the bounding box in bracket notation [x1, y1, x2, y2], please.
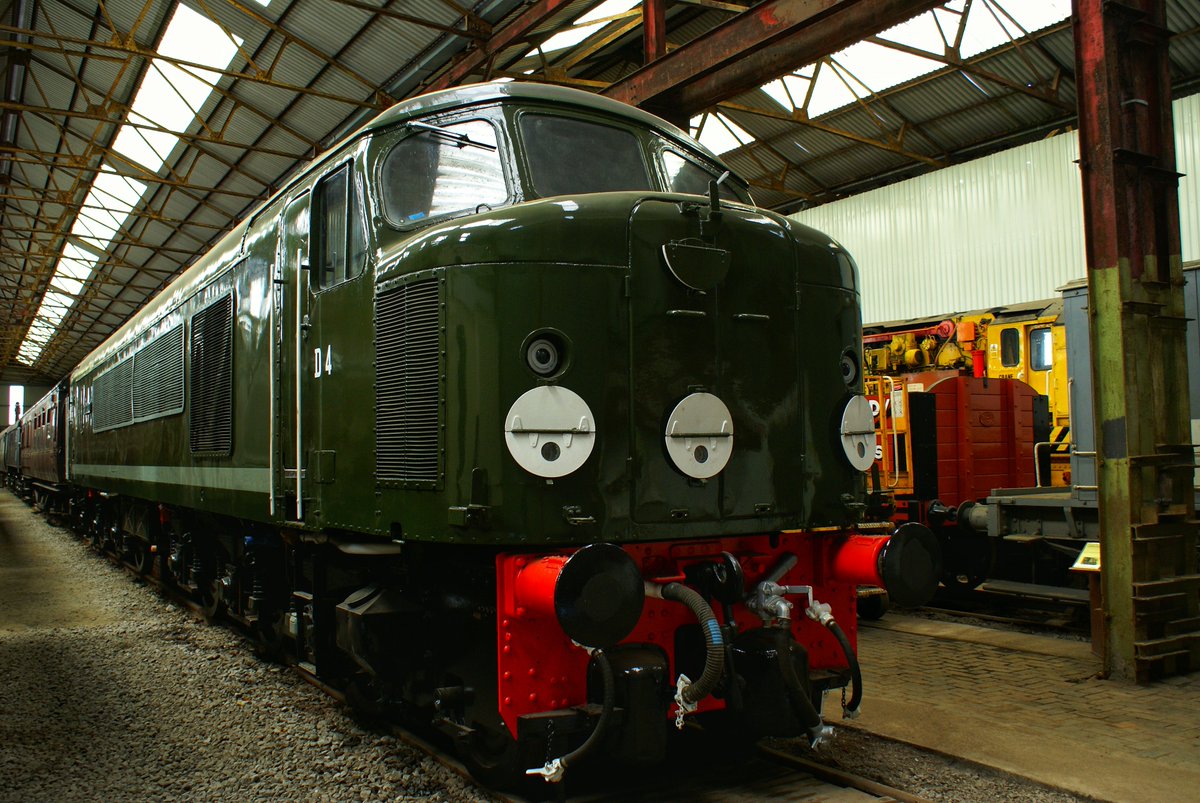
[544, 720, 556, 764]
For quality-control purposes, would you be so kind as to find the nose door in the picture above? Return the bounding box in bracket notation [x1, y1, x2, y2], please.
[627, 200, 800, 526]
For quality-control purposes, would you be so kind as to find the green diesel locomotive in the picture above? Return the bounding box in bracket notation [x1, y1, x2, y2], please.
[29, 83, 937, 786]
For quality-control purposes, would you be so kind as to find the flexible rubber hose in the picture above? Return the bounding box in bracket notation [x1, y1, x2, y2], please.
[828, 619, 863, 714]
[559, 650, 615, 770]
[773, 626, 822, 733]
[661, 582, 724, 704]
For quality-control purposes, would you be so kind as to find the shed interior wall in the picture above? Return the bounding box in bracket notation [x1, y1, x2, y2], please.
[792, 94, 1200, 323]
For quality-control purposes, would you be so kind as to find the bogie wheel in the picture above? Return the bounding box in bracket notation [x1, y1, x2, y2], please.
[253, 609, 289, 663]
[198, 572, 226, 622]
[130, 540, 153, 575]
[460, 722, 527, 790]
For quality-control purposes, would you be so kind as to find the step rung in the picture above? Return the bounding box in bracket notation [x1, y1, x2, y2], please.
[1166, 617, 1200, 636]
[1133, 573, 1200, 594]
[1134, 632, 1200, 658]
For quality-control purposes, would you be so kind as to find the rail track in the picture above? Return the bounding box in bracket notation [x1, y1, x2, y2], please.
[558, 733, 928, 802]
[920, 580, 1091, 636]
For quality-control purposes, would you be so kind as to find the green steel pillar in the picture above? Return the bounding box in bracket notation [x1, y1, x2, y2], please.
[1073, 0, 1200, 681]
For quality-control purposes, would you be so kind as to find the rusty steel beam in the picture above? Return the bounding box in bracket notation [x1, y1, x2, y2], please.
[604, 0, 942, 117]
[644, 0, 667, 64]
[1074, 0, 1200, 681]
[422, 0, 576, 93]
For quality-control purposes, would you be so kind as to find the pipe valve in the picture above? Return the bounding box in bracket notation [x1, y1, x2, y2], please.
[805, 600, 834, 628]
[747, 580, 813, 623]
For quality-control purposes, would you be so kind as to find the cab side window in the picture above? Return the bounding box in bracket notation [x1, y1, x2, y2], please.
[1000, 328, 1021, 367]
[380, 119, 506, 226]
[312, 163, 365, 290]
[661, 150, 748, 203]
[1030, 328, 1053, 371]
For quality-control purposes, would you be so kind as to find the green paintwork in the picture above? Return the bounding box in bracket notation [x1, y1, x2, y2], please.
[66, 84, 865, 548]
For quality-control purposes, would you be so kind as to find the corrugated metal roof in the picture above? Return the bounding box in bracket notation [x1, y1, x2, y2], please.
[4, 0, 1200, 384]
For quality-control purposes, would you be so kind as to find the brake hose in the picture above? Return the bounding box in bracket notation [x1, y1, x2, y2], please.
[651, 581, 725, 707]
[827, 618, 862, 715]
[773, 625, 823, 736]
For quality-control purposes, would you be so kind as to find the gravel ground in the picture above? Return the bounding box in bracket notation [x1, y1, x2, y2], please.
[0, 493, 496, 803]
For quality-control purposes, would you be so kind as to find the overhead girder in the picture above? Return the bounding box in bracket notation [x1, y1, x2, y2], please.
[0, 25, 387, 110]
[602, 0, 944, 119]
[423, 0, 578, 93]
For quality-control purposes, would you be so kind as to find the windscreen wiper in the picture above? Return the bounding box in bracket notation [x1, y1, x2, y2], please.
[407, 120, 497, 151]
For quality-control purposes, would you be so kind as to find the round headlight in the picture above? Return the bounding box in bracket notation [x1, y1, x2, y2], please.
[840, 349, 860, 386]
[526, 337, 561, 376]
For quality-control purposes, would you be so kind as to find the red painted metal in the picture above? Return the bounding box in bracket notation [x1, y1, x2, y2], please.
[604, 0, 942, 116]
[1074, 0, 1179, 282]
[643, 0, 666, 64]
[422, 0, 576, 94]
[926, 376, 1038, 507]
[512, 554, 568, 620]
[494, 530, 859, 738]
[831, 534, 887, 586]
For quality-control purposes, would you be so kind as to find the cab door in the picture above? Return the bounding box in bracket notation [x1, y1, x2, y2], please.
[303, 161, 372, 529]
[278, 192, 313, 522]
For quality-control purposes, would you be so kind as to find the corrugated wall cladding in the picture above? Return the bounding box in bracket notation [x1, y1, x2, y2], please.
[1177, 93, 1200, 263]
[792, 94, 1200, 323]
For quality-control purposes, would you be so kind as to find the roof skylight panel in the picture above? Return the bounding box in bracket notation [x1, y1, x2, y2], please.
[530, 0, 640, 55]
[111, 5, 242, 173]
[16, 5, 241, 366]
[691, 113, 754, 156]
[959, 0, 1070, 58]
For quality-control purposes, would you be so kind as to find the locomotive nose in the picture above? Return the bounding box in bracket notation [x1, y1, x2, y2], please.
[628, 198, 802, 524]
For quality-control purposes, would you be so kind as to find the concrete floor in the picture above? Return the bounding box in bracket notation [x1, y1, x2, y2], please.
[851, 613, 1200, 803]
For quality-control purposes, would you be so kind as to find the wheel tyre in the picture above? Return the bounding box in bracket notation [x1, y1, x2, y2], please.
[199, 574, 226, 622]
[131, 541, 152, 575]
[253, 610, 289, 663]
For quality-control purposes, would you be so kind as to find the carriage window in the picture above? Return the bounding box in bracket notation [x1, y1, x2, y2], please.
[1000, 328, 1021, 367]
[312, 164, 365, 289]
[661, 151, 747, 202]
[1030, 328, 1053, 371]
[521, 114, 652, 197]
[381, 120, 506, 227]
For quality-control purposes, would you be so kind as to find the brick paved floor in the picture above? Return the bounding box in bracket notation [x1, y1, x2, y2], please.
[843, 615, 1200, 802]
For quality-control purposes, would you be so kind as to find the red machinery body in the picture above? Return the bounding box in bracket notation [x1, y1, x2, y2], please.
[926, 376, 1039, 507]
[494, 529, 881, 737]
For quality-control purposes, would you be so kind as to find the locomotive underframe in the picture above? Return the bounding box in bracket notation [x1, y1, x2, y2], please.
[58, 484, 875, 785]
